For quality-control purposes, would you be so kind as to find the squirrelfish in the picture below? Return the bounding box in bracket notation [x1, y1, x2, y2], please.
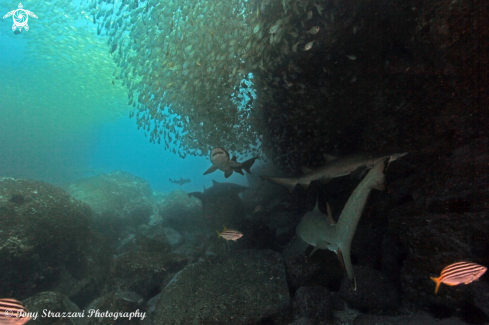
[0, 298, 32, 325]
[430, 262, 487, 294]
[216, 227, 243, 241]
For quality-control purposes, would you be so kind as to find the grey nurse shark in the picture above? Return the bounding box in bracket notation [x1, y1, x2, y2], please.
[260, 152, 407, 192]
[204, 147, 257, 178]
[295, 158, 389, 290]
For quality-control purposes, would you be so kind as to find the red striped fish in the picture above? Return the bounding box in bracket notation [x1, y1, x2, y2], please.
[0, 298, 31, 325]
[430, 262, 487, 294]
[216, 227, 243, 241]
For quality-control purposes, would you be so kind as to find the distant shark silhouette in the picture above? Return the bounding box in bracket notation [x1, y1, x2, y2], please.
[169, 177, 191, 186]
[295, 158, 388, 290]
[260, 152, 407, 192]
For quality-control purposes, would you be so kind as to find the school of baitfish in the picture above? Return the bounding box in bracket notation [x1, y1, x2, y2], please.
[9, 0, 340, 158]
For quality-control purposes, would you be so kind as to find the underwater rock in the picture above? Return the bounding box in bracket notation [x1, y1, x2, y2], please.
[293, 286, 333, 324]
[283, 241, 345, 293]
[85, 291, 148, 325]
[353, 310, 469, 325]
[23, 291, 88, 325]
[153, 249, 292, 324]
[106, 251, 187, 299]
[155, 190, 207, 232]
[385, 137, 489, 312]
[67, 170, 154, 237]
[339, 266, 399, 312]
[288, 317, 314, 325]
[0, 178, 109, 303]
[163, 227, 183, 247]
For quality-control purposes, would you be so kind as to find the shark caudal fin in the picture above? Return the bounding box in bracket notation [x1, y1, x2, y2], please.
[338, 245, 357, 290]
[260, 176, 299, 193]
[241, 157, 257, 174]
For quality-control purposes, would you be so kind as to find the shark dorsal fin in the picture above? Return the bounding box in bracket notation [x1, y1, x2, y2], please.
[314, 199, 320, 211]
[323, 154, 338, 163]
[231, 156, 237, 161]
[212, 179, 219, 186]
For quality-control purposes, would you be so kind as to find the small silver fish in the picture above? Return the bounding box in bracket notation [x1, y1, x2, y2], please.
[292, 41, 301, 52]
[346, 55, 357, 60]
[304, 40, 315, 51]
[314, 3, 324, 15]
[269, 19, 283, 34]
[306, 26, 320, 34]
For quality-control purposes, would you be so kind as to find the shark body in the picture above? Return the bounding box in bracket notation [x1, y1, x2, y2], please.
[260, 152, 407, 192]
[204, 147, 257, 178]
[187, 179, 247, 212]
[296, 158, 388, 289]
[169, 177, 191, 186]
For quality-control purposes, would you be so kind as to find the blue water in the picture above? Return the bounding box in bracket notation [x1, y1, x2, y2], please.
[0, 4, 249, 193]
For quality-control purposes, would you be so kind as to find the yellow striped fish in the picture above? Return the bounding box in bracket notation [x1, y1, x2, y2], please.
[430, 262, 487, 294]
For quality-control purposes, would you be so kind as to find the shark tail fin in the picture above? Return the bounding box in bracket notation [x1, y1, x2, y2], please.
[430, 276, 441, 294]
[338, 246, 357, 290]
[260, 176, 299, 193]
[241, 157, 257, 174]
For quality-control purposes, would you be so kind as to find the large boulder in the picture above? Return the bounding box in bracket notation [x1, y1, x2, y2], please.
[384, 137, 489, 313]
[0, 178, 109, 304]
[153, 249, 292, 324]
[67, 171, 154, 237]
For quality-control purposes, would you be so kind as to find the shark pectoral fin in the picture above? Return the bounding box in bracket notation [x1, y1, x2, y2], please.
[339, 245, 357, 290]
[350, 166, 369, 180]
[224, 170, 233, 178]
[261, 176, 298, 193]
[204, 165, 218, 175]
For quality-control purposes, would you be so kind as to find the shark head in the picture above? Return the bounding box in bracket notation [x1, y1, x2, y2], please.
[210, 147, 230, 165]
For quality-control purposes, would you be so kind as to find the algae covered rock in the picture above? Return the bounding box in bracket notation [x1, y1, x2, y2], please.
[0, 178, 109, 302]
[153, 249, 292, 324]
[67, 171, 154, 235]
[106, 251, 187, 299]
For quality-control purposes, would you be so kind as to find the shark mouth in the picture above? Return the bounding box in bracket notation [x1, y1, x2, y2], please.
[211, 148, 228, 157]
